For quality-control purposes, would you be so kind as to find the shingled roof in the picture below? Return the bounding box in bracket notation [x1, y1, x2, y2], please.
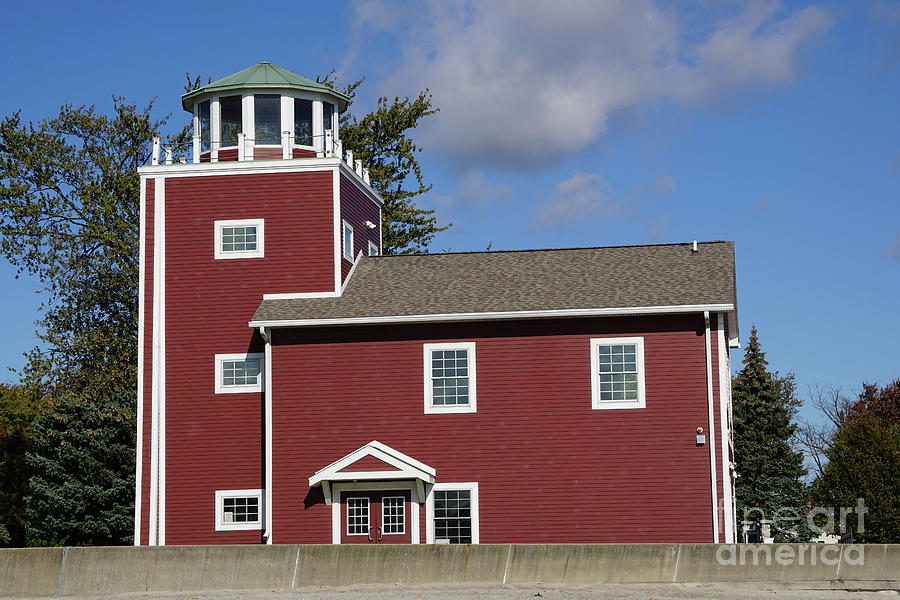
[250, 241, 737, 329]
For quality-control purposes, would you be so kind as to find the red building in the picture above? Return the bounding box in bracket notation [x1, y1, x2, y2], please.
[136, 62, 740, 547]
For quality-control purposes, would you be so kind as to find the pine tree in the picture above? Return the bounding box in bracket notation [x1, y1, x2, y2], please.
[732, 326, 811, 541]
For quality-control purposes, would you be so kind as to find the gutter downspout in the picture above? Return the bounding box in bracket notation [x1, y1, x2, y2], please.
[704, 311, 720, 542]
[260, 325, 273, 545]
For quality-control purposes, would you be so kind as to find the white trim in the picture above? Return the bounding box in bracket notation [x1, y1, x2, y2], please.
[261, 327, 274, 544]
[310, 440, 436, 488]
[342, 220, 354, 262]
[426, 482, 480, 544]
[333, 169, 342, 292]
[341, 251, 364, 295]
[338, 161, 383, 207]
[423, 342, 477, 414]
[589, 337, 646, 410]
[150, 177, 167, 546]
[214, 352, 265, 394]
[250, 303, 736, 329]
[263, 291, 340, 300]
[382, 496, 406, 535]
[727, 311, 740, 348]
[368, 241, 379, 256]
[242, 93, 254, 160]
[214, 218, 264, 260]
[704, 311, 720, 542]
[717, 313, 735, 543]
[215, 489, 263, 531]
[330, 482, 421, 544]
[134, 177, 147, 546]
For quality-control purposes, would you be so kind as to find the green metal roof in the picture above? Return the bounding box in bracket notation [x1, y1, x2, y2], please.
[181, 62, 351, 112]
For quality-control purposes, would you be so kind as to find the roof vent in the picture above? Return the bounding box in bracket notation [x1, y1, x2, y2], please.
[691, 240, 698, 253]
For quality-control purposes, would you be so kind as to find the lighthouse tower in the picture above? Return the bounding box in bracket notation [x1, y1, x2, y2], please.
[136, 62, 383, 545]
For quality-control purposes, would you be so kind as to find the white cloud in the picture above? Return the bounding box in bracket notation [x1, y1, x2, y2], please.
[429, 170, 514, 209]
[533, 172, 623, 228]
[353, 0, 832, 168]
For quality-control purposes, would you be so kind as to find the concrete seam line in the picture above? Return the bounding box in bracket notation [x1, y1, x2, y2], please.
[502, 544, 512, 584]
[672, 545, 681, 583]
[291, 546, 301, 589]
[55, 547, 69, 598]
[835, 545, 844, 581]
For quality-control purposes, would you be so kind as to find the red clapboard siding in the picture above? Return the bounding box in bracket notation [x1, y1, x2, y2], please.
[340, 174, 380, 281]
[140, 178, 154, 545]
[269, 314, 717, 544]
[292, 148, 317, 158]
[159, 170, 335, 544]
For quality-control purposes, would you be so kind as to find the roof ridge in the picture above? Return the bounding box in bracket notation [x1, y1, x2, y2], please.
[366, 241, 733, 259]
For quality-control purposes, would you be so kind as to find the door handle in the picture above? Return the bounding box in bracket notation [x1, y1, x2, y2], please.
[368, 525, 375, 542]
[376, 525, 383, 542]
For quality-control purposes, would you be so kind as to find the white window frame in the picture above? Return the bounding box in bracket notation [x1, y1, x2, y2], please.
[342, 220, 354, 261]
[426, 482, 479, 544]
[215, 352, 265, 394]
[590, 336, 646, 410]
[368, 240, 379, 256]
[215, 489, 262, 531]
[345, 496, 370, 537]
[214, 218, 265, 260]
[381, 496, 406, 535]
[423, 342, 476, 414]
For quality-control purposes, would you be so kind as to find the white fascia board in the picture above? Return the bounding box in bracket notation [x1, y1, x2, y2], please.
[309, 440, 436, 487]
[337, 161, 384, 207]
[250, 303, 735, 329]
[137, 157, 342, 178]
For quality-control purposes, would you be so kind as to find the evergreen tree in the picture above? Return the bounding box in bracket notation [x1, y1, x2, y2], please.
[0, 384, 44, 546]
[732, 326, 811, 541]
[25, 385, 135, 546]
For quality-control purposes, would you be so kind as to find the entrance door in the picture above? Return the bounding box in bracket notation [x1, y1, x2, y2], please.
[340, 490, 412, 544]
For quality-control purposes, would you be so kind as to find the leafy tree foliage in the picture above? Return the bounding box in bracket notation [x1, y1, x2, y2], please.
[0, 384, 44, 546]
[320, 74, 449, 254]
[25, 386, 135, 546]
[732, 326, 811, 541]
[812, 380, 900, 542]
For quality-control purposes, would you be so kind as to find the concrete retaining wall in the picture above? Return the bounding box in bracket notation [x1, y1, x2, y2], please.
[1, 544, 897, 598]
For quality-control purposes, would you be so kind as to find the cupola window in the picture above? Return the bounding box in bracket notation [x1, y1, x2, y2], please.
[294, 99, 313, 146]
[220, 95, 242, 148]
[198, 101, 211, 152]
[323, 101, 334, 132]
[254, 94, 281, 145]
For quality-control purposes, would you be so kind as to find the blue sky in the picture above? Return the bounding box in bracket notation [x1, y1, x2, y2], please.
[1, 1, 898, 426]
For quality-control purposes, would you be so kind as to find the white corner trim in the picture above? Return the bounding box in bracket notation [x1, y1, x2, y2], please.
[425, 482, 479, 544]
[717, 313, 735, 543]
[249, 303, 736, 329]
[215, 489, 264, 531]
[342, 220, 354, 262]
[341, 251, 365, 295]
[261, 327, 274, 544]
[134, 176, 147, 546]
[333, 168, 341, 294]
[214, 218, 264, 260]
[423, 342, 477, 414]
[704, 311, 720, 543]
[589, 337, 646, 410]
[310, 440, 436, 488]
[214, 353, 265, 394]
[149, 176, 167, 546]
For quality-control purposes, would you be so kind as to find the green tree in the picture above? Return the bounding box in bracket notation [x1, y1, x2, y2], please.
[25, 385, 136, 546]
[0, 384, 44, 546]
[732, 326, 811, 541]
[812, 381, 900, 542]
[320, 74, 449, 254]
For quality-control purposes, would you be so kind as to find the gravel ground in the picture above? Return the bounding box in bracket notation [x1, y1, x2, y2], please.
[53, 583, 900, 600]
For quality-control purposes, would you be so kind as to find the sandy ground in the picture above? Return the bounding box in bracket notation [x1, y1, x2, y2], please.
[51, 583, 900, 600]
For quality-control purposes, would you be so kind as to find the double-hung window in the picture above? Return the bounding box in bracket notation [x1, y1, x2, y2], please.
[215, 353, 264, 394]
[342, 220, 354, 261]
[215, 489, 262, 531]
[423, 342, 476, 414]
[427, 482, 479, 544]
[214, 219, 264, 259]
[590, 337, 646, 409]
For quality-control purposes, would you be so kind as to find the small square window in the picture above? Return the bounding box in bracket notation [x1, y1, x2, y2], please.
[590, 337, 645, 409]
[215, 353, 264, 394]
[424, 342, 476, 414]
[214, 219, 264, 259]
[342, 220, 354, 261]
[215, 489, 262, 531]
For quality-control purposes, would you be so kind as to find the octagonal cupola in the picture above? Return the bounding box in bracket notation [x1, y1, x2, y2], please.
[181, 62, 350, 163]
